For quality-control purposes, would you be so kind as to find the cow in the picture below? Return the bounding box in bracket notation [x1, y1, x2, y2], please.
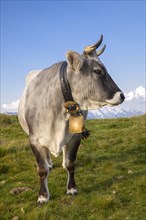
[18, 35, 125, 205]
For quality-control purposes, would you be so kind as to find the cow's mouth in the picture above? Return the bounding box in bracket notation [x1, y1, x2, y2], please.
[85, 99, 107, 110]
[105, 102, 119, 106]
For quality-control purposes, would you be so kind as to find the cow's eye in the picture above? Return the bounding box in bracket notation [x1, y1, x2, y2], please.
[93, 69, 102, 75]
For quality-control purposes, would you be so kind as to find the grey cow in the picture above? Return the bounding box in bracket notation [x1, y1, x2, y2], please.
[18, 35, 125, 204]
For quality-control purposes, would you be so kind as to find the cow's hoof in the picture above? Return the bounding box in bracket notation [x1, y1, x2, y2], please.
[37, 195, 50, 205]
[62, 162, 66, 169]
[49, 163, 54, 171]
[67, 188, 77, 195]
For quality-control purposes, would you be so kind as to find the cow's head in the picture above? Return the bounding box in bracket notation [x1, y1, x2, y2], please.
[66, 35, 125, 110]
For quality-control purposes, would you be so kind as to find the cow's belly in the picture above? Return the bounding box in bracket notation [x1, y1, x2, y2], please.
[39, 131, 73, 157]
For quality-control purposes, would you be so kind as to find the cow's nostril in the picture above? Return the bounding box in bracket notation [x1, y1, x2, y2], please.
[120, 92, 125, 101]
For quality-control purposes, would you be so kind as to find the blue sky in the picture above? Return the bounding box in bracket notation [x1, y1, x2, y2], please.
[1, 0, 145, 106]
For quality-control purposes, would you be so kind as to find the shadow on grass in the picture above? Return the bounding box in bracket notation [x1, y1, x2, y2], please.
[79, 169, 146, 196]
[79, 143, 146, 165]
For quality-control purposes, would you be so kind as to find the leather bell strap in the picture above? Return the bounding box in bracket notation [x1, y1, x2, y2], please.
[59, 61, 74, 103]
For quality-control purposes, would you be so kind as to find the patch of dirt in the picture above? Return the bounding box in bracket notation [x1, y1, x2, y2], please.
[10, 187, 32, 195]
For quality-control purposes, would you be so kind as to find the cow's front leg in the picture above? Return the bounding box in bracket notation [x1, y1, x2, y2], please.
[44, 147, 53, 170]
[30, 136, 50, 204]
[63, 134, 81, 195]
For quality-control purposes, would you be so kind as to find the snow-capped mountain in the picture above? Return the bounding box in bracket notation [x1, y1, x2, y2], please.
[87, 106, 144, 119]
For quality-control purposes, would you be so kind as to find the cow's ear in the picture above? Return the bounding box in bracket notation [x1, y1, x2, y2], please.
[66, 51, 84, 71]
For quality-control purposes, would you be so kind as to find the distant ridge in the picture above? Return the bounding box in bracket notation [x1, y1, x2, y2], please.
[5, 112, 17, 115]
[87, 106, 144, 119]
[4, 108, 144, 119]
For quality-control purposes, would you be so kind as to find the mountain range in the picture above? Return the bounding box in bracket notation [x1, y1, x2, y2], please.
[87, 106, 144, 119]
[5, 107, 145, 119]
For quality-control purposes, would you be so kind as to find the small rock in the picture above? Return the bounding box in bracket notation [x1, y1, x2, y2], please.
[10, 187, 32, 195]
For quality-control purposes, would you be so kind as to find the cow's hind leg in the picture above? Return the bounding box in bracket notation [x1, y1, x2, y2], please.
[30, 136, 50, 204]
[63, 134, 81, 195]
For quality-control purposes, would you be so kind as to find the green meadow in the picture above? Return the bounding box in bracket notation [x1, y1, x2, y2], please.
[0, 114, 146, 220]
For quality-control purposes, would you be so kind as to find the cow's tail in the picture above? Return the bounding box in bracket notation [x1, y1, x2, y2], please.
[18, 114, 29, 135]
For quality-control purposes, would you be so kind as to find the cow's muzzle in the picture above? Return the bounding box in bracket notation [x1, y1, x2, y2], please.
[106, 91, 125, 106]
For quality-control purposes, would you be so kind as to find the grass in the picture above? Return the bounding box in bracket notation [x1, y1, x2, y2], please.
[0, 114, 146, 220]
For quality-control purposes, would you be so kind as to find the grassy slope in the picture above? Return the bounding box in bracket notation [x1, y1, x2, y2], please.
[0, 114, 146, 220]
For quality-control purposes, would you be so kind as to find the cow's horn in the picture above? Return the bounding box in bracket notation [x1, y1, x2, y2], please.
[84, 35, 103, 54]
[96, 44, 106, 56]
